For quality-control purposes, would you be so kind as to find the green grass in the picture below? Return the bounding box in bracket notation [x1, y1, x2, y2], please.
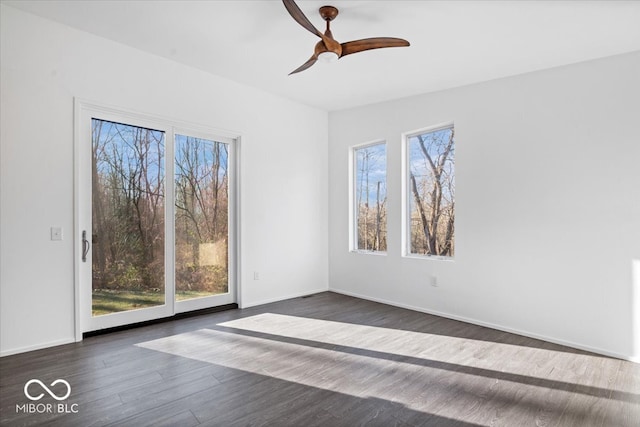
[175, 290, 222, 301]
[92, 289, 215, 316]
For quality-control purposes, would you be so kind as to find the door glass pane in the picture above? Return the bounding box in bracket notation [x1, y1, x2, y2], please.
[175, 135, 229, 301]
[91, 119, 166, 316]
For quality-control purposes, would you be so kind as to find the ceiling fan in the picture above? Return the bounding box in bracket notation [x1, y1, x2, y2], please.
[282, 0, 410, 75]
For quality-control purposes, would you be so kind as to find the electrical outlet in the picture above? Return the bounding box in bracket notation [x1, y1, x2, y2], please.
[430, 275, 438, 287]
[254, 271, 260, 280]
[51, 227, 63, 241]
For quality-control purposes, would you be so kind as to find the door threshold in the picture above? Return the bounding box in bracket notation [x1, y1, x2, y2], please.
[83, 303, 238, 338]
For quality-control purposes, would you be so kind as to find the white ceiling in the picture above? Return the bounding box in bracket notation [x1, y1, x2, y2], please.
[4, 0, 640, 111]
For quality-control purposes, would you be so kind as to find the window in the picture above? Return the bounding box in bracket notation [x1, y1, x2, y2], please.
[353, 142, 387, 252]
[406, 125, 455, 257]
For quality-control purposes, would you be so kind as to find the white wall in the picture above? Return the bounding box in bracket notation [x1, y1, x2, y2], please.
[329, 51, 640, 361]
[0, 5, 328, 356]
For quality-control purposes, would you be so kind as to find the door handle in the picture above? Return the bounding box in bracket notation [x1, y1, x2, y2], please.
[82, 230, 90, 262]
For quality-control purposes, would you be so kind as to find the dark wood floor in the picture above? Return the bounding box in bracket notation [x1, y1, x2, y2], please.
[1, 292, 638, 426]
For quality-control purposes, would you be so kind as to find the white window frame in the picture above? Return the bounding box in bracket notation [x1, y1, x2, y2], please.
[349, 140, 388, 255]
[402, 122, 455, 261]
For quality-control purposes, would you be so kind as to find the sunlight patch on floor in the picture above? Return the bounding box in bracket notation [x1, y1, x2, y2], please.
[135, 312, 629, 423]
[218, 313, 599, 369]
[139, 326, 541, 422]
[137, 327, 421, 401]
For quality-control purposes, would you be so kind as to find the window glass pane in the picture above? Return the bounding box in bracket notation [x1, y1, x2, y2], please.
[407, 126, 455, 257]
[175, 135, 229, 301]
[354, 143, 387, 252]
[91, 119, 165, 315]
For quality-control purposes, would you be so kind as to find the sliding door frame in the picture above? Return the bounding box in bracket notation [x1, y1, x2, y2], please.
[73, 99, 240, 339]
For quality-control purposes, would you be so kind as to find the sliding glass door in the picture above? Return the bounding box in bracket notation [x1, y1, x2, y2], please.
[76, 102, 236, 332]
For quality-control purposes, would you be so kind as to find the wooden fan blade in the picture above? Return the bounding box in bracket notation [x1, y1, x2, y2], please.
[282, 0, 324, 39]
[340, 37, 410, 57]
[289, 55, 318, 75]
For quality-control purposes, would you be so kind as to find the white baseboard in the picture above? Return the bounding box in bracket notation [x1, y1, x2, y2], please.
[0, 337, 76, 358]
[239, 287, 329, 309]
[329, 287, 639, 364]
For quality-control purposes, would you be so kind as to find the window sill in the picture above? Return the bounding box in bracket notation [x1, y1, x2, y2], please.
[350, 250, 387, 257]
[403, 254, 454, 262]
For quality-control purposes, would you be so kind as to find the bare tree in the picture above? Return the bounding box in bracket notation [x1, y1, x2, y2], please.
[175, 136, 229, 295]
[356, 145, 387, 251]
[409, 128, 455, 256]
[92, 120, 165, 292]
